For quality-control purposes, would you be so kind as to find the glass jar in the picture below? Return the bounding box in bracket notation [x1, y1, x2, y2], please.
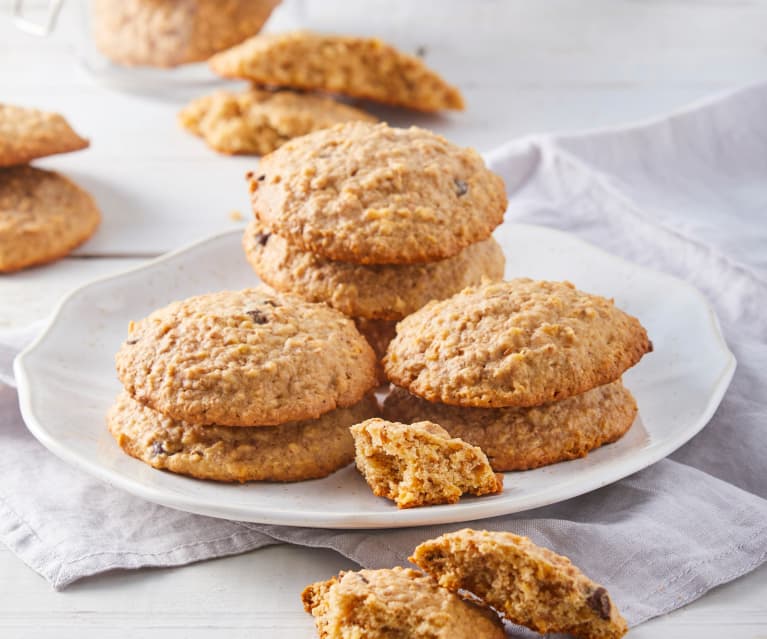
[13, 0, 282, 90]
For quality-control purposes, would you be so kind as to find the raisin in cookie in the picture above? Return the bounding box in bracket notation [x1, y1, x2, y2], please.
[383, 380, 637, 471]
[210, 31, 464, 112]
[243, 221, 505, 319]
[180, 89, 375, 156]
[351, 418, 502, 508]
[411, 529, 628, 639]
[384, 279, 651, 407]
[0, 104, 88, 167]
[107, 391, 377, 482]
[0, 166, 100, 272]
[248, 122, 507, 264]
[302, 567, 506, 639]
[115, 288, 377, 427]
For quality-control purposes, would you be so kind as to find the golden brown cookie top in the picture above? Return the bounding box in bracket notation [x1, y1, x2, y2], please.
[115, 288, 378, 427]
[384, 279, 652, 408]
[0, 166, 100, 272]
[179, 88, 376, 156]
[0, 104, 88, 167]
[243, 221, 505, 319]
[248, 122, 507, 265]
[209, 30, 464, 112]
[411, 529, 628, 639]
[301, 567, 506, 639]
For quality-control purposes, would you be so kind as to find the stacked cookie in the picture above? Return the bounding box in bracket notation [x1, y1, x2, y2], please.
[243, 121, 508, 360]
[108, 288, 379, 482]
[383, 279, 653, 470]
[0, 104, 99, 272]
[180, 31, 464, 155]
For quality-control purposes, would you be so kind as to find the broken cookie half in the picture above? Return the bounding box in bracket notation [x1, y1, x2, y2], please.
[410, 529, 628, 639]
[301, 567, 506, 639]
[350, 418, 503, 508]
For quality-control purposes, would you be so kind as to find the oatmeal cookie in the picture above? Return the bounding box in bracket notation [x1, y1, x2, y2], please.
[383, 380, 637, 471]
[384, 279, 651, 407]
[179, 88, 375, 156]
[411, 529, 628, 639]
[115, 288, 377, 427]
[351, 418, 502, 508]
[107, 391, 377, 482]
[243, 221, 505, 319]
[210, 30, 464, 112]
[248, 122, 507, 264]
[0, 104, 88, 167]
[91, 0, 279, 68]
[301, 567, 506, 639]
[0, 166, 100, 272]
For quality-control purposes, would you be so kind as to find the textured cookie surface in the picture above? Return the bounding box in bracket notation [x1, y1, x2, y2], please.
[411, 529, 628, 639]
[384, 279, 652, 407]
[92, 0, 279, 67]
[107, 391, 376, 482]
[0, 166, 100, 272]
[115, 288, 378, 427]
[0, 104, 88, 167]
[301, 567, 506, 639]
[249, 122, 507, 264]
[383, 380, 636, 471]
[243, 221, 505, 319]
[351, 418, 502, 508]
[180, 89, 375, 156]
[210, 30, 464, 112]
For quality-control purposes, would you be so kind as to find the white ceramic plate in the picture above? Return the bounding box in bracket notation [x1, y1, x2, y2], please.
[14, 224, 735, 528]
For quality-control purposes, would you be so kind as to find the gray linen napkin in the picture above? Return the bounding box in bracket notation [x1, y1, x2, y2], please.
[1, 83, 766, 628]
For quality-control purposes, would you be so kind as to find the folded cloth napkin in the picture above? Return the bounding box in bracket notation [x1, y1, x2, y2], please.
[1, 83, 766, 628]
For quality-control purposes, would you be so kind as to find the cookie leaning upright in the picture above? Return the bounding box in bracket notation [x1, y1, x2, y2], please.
[247, 121, 507, 264]
[115, 288, 377, 427]
[385, 278, 652, 408]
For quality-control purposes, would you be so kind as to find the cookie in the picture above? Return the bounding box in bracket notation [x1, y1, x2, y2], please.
[351, 418, 502, 508]
[179, 89, 376, 156]
[107, 390, 377, 482]
[243, 221, 506, 319]
[411, 529, 628, 639]
[91, 0, 279, 68]
[0, 104, 88, 167]
[248, 122, 507, 265]
[0, 166, 100, 272]
[115, 288, 378, 427]
[209, 31, 464, 112]
[384, 279, 652, 408]
[383, 380, 636, 471]
[302, 567, 506, 639]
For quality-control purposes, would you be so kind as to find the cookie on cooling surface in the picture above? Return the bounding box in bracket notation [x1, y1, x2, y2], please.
[384, 279, 652, 408]
[179, 88, 376, 156]
[209, 31, 464, 112]
[0, 104, 88, 167]
[247, 122, 507, 265]
[115, 288, 377, 427]
[242, 221, 505, 319]
[107, 391, 377, 482]
[383, 380, 637, 471]
[411, 529, 628, 639]
[0, 166, 100, 272]
[301, 567, 506, 639]
[350, 418, 503, 508]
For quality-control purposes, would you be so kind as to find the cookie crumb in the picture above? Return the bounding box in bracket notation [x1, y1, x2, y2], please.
[229, 210, 244, 222]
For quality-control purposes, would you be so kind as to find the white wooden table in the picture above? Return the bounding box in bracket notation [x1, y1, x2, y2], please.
[2, 1, 766, 636]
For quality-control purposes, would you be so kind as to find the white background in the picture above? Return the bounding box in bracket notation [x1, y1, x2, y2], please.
[1, 0, 766, 636]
